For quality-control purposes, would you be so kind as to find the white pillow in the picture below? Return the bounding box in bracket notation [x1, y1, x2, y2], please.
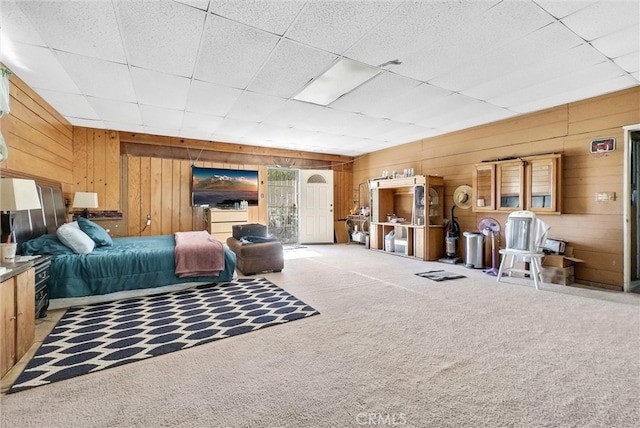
[56, 222, 95, 254]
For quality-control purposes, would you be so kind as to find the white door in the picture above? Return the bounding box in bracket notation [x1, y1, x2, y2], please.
[299, 170, 334, 244]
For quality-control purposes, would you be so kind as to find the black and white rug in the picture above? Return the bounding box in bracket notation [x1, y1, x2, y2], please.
[10, 278, 318, 393]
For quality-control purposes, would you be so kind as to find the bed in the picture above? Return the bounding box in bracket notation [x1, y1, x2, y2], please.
[10, 179, 236, 299]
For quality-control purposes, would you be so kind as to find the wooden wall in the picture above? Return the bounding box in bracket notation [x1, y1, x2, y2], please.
[0, 71, 73, 198]
[73, 128, 121, 211]
[116, 133, 354, 237]
[354, 86, 640, 290]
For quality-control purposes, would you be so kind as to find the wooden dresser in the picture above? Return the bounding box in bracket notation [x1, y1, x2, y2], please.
[207, 209, 249, 243]
[0, 263, 35, 378]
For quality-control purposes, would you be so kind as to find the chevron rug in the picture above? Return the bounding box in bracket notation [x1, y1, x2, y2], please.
[10, 278, 318, 393]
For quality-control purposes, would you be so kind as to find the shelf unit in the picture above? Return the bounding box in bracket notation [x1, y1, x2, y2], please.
[472, 154, 562, 214]
[369, 175, 445, 260]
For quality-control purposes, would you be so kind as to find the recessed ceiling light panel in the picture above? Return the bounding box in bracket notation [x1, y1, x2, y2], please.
[293, 58, 381, 106]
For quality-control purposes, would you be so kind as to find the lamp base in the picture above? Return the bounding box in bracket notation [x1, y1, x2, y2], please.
[82, 208, 89, 218]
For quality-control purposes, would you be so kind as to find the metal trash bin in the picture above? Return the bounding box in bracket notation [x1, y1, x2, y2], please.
[463, 232, 484, 269]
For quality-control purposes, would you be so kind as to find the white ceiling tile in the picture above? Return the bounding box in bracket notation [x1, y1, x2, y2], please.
[194, 15, 279, 88]
[430, 22, 584, 92]
[175, 0, 210, 12]
[226, 91, 287, 123]
[213, 117, 259, 140]
[15, 0, 125, 62]
[533, 0, 599, 19]
[438, 104, 517, 133]
[0, 0, 46, 46]
[362, 83, 452, 121]
[34, 89, 100, 120]
[185, 80, 242, 116]
[346, 0, 495, 69]
[1, 43, 81, 93]
[331, 72, 421, 114]
[462, 43, 607, 101]
[1, 0, 637, 157]
[389, 87, 459, 124]
[130, 67, 191, 110]
[614, 51, 640, 74]
[560, 0, 640, 41]
[115, 0, 205, 77]
[143, 126, 181, 137]
[208, 0, 304, 36]
[591, 24, 640, 60]
[248, 39, 337, 98]
[178, 129, 214, 141]
[286, 1, 397, 55]
[56, 51, 136, 102]
[88, 98, 142, 125]
[492, 61, 631, 109]
[244, 123, 292, 144]
[68, 118, 106, 129]
[512, 74, 639, 113]
[140, 105, 184, 129]
[104, 122, 145, 134]
[181, 111, 223, 133]
[261, 100, 325, 128]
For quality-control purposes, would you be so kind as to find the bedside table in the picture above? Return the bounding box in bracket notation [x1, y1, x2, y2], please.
[33, 256, 52, 319]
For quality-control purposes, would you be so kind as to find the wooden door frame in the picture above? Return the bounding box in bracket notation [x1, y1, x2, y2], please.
[623, 124, 640, 292]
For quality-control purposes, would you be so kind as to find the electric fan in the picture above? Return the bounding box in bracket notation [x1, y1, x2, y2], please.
[478, 217, 501, 276]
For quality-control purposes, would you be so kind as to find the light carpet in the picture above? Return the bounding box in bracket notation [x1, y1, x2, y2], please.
[1, 244, 638, 427]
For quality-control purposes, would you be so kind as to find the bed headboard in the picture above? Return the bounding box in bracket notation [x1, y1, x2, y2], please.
[1, 181, 67, 255]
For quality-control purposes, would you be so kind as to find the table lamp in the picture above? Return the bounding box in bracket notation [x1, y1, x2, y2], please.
[0, 178, 42, 243]
[73, 192, 99, 218]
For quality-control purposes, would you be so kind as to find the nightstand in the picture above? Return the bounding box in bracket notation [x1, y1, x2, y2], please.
[33, 256, 52, 319]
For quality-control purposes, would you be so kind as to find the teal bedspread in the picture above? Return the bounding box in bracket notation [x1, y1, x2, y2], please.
[23, 235, 236, 298]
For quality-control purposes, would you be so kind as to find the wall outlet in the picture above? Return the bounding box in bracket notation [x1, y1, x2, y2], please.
[596, 192, 616, 201]
[146, 214, 152, 226]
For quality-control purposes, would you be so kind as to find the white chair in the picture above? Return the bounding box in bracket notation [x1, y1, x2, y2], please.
[497, 210, 549, 290]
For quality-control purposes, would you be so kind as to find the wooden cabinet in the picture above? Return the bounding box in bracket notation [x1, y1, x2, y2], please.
[369, 175, 444, 260]
[472, 163, 495, 211]
[473, 154, 561, 214]
[497, 161, 525, 211]
[207, 209, 249, 243]
[1, 266, 35, 378]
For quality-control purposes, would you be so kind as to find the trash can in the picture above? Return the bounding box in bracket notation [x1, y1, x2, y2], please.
[463, 232, 484, 269]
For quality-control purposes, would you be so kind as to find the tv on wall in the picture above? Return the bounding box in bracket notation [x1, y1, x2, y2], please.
[191, 166, 259, 208]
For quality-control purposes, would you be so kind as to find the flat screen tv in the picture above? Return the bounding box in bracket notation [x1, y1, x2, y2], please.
[191, 166, 259, 208]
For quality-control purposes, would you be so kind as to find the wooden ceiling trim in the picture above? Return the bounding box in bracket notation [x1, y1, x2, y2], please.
[118, 131, 353, 163]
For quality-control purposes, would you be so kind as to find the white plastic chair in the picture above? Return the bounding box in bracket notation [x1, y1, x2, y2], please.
[497, 210, 549, 290]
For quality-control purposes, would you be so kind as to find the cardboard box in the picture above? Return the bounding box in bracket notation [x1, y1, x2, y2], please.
[542, 246, 584, 268]
[542, 266, 575, 285]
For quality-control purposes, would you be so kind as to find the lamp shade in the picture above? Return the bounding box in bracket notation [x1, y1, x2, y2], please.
[0, 178, 42, 211]
[72, 192, 99, 209]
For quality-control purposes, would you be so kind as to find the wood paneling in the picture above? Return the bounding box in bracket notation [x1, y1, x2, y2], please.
[354, 86, 640, 290]
[72, 127, 121, 211]
[0, 72, 73, 197]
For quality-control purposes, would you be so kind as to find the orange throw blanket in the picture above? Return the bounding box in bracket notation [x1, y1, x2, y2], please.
[174, 231, 225, 278]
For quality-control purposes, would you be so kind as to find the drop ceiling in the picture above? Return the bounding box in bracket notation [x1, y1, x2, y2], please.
[0, 0, 638, 157]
